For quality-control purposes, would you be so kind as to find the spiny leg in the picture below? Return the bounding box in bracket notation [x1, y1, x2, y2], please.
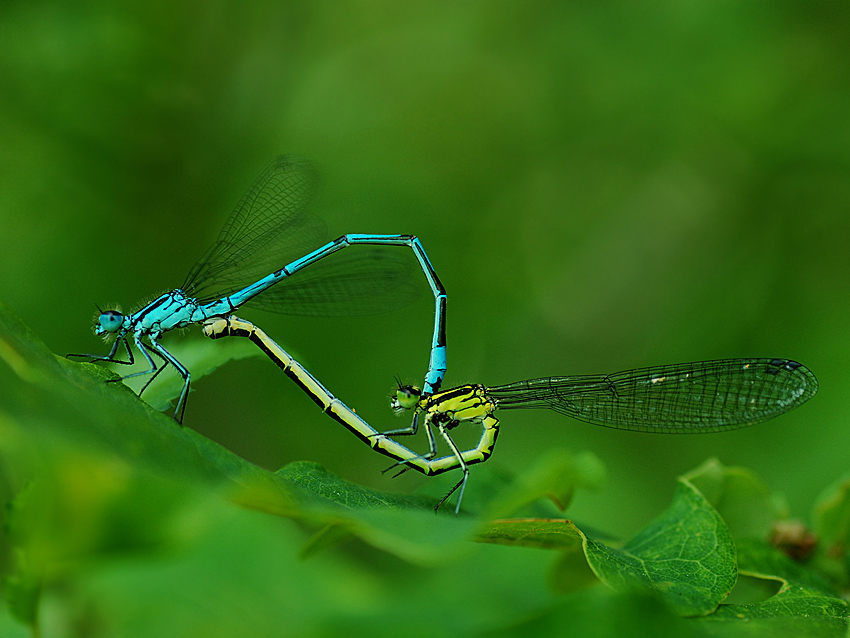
[96, 336, 187, 422]
[138, 342, 170, 395]
[434, 425, 469, 515]
[383, 412, 439, 478]
[147, 338, 191, 423]
[408, 415, 500, 513]
[381, 408, 421, 438]
[113, 333, 160, 384]
[67, 333, 135, 365]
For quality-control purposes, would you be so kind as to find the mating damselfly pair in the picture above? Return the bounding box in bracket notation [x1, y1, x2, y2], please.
[72, 156, 818, 513]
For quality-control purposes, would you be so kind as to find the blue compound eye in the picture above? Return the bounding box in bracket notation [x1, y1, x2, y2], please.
[96, 311, 124, 334]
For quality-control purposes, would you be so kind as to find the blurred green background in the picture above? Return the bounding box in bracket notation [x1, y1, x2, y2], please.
[1, 0, 847, 541]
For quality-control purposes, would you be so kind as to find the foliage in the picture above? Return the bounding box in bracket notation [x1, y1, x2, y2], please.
[0, 303, 848, 637]
[1, 3, 848, 636]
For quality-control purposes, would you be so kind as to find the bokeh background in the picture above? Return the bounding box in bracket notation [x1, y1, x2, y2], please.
[1, 0, 848, 540]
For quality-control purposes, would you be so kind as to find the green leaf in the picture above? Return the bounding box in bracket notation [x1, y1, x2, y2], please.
[277, 461, 479, 565]
[547, 546, 600, 595]
[277, 460, 431, 511]
[475, 518, 599, 595]
[62, 498, 557, 638]
[477, 477, 738, 617]
[2, 573, 39, 630]
[475, 518, 584, 551]
[583, 479, 737, 617]
[709, 587, 849, 636]
[475, 518, 598, 594]
[683, 458, 786, 541]
[699, 540, 850, 637]
[734, 538, 837, 596]
[475, 514, 597, 594]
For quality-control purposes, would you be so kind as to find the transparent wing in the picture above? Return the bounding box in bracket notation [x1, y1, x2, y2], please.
[182, 156, 327, 302]
[488, 359, 818, 433]
[243, 245, 422, 316]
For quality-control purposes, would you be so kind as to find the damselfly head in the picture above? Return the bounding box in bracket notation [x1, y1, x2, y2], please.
[391, 384, 422, 413]
[94, 310, 124, 335]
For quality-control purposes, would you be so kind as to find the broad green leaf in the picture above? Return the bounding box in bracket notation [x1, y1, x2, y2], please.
[277, 462, 478, 564]
[684, 459, 819, 572]
[478, 478, 738, 616]
[698, 540, 850, 637]
[735, 539, 836, 596]
[684, 458, 786, 540]
[67, 506, 557, 638]
[277, 460, 430, 511]
[475, 517, 596, 594]
[708, 587, 849, 637]
[583, 479, 737, 617]
[474, 518, 599, 594]
[547, 545, 600, 594]
[475, 518, 584, 551]
[69, 499, 393, 638]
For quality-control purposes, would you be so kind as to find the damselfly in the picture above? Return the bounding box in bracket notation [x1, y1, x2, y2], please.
[202, 315, 818, 514]
[390, 359, 818, 512]
[69, 157, 447, 422]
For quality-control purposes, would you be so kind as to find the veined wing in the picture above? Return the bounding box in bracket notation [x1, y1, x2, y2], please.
[487, 359, 817, 433]
[243, 245, 422, 316]
[182, 156, 326, 303]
